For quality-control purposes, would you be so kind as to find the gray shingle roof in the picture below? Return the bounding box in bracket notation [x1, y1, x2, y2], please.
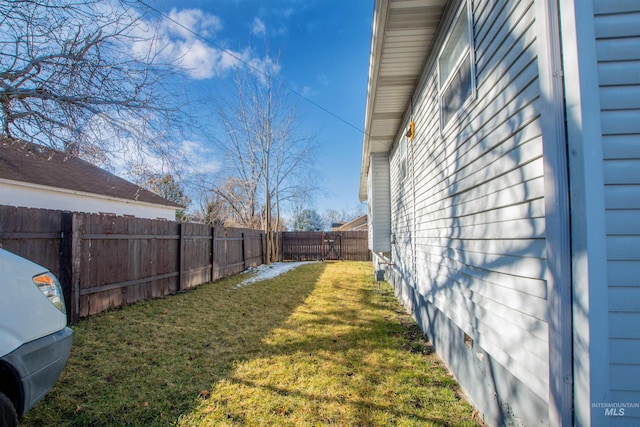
[0, 138, 183, 208]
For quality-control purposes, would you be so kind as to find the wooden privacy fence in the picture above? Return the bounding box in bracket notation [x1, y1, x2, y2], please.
[281, 231, 370, 262]
[0, 206, 266, 324]
[0, 206, 371, 324]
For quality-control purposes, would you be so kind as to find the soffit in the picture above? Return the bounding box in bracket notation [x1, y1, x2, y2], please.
[360, 0, 448, 200]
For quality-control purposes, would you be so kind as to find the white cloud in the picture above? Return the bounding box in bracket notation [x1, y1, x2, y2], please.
[242, 49, 281, 79]
[282, 8, 295, 19]
[129, 8, 245, 80]
[317, 73, 330, 86]
[302, 86, 319, 97]
[78, 114, 168, 180]
[181, 140, 221, 175]
[166, 8, 222, 38]
[128, 7, 282, 81]
[219, 50, 243, 70]
[82, 116, 220, 182]
[252, 18, 266, 35]
[156, 9, 235, 79]
[169, 38, 237, 80]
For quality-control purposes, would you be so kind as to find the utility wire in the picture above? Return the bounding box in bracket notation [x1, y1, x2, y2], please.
[138, 0, 368, 137]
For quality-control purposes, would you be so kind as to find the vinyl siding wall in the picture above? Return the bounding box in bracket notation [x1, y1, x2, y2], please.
[368, 153, 392, 253]
[595, 0, 640, 420]
[386, 0, 552, 424]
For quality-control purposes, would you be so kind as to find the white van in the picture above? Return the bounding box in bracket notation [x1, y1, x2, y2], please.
[0, 248, 73, 426]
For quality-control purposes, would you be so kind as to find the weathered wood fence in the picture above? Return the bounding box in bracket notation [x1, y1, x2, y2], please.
[0, 206, 264, 323]
[0, 205, 370, 324]
[281, 231, 370, 262]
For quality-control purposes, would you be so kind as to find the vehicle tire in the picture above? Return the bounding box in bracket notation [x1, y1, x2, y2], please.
[0, 392, 17, 427]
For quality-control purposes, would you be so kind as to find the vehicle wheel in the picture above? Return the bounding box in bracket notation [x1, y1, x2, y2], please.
[0, 392, 17, 427]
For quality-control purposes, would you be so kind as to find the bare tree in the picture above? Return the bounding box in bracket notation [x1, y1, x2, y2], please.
[323, 204, 367, 227]
[145, 173, 190, 220]
[324, 209, 345, 227]
[0, 0, 185, 168]
[212, 51, 319, 263]
[205, 176, 262, 227]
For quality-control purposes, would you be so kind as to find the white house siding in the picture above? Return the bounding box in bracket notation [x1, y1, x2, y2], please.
[389, 137, 414, 294]
[0, 180, 177, 220]
[368, 153, 392, 253]
[385, 0, 559, 424]
[595, 0, 640, 423]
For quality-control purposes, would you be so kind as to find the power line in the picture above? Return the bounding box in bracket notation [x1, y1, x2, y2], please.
[138, 0, 367, 137]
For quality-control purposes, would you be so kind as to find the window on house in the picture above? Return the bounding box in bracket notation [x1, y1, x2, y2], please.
[438, 1, 474, 130]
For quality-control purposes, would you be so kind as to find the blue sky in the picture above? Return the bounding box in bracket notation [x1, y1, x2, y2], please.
[137, 0, 373, 217]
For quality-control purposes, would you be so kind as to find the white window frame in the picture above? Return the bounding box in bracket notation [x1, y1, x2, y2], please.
[438, 0, 476, 132]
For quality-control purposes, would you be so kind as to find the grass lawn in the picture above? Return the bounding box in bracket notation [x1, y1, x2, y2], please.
[23, 261, 480, 426]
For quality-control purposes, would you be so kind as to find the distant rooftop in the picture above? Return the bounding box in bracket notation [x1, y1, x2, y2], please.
[336, 215, 368, 231]
[0, 138, 183, 208]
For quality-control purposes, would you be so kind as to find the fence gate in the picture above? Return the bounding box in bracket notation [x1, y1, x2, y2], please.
[322, 232, 341, 260]
[275, 231, 370, 261]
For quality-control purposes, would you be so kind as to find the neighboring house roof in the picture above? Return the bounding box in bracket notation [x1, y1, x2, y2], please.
[0, 138, 183, 209]
[337, 214, 368, 231]
[360, 0, 448, 200]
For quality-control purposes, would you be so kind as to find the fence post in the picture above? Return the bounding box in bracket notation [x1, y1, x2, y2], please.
[260, 233, 264, 264]
[278, 232, 282, 261]
[211, 227, 216, 282]
[242, 232, 247, 269]
[59, 213, 73, 324]
[69, 213, 85, 324]
[177, 222, 184, 292]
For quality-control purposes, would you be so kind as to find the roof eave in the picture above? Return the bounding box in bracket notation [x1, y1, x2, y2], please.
[0, 178, 181, 211]
[359, 0, 389, 201]
[359, 0, 449, 201]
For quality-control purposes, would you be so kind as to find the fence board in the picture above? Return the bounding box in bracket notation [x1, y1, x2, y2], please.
[181, 222, 213, 290]
[0, 205, 63, 277]
[244, 230, 265, 267]
[72, 213, 183, 318]
[213, 227, 246, 279]
[341, 231, 372, 261]
[282, 232, 323, 261]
